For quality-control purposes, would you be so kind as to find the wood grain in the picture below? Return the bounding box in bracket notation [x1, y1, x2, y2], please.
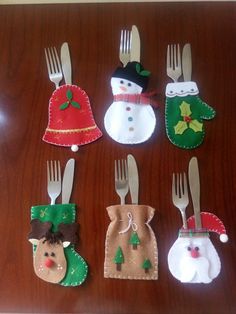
[0, 2, 235, 313]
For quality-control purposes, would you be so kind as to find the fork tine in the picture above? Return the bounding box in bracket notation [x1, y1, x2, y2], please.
[47, 160, 50, 182]
[57, 161, 61, 181]
[177, 43, 181, 68]
[120, 30, 124, 53]
[115, 160, 118, 181]
[167, 45, 171, 69]
[183, 172, 189, 202]
[45, 48, 51, 75]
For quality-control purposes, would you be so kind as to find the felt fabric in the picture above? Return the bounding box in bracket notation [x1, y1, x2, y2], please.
[104, 205, 158, 280]
[43, 84, 102, 147]
[30, 204, 88, 286]
[165, 82, 216, 149]
[167, 233, 221, 284]
[104, 62, 157, 145]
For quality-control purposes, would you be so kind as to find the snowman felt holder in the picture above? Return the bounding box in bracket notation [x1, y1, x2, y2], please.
[104, 62, 158, 144]
[168, 212, 228, 284]
[28, 204, 88, 286]
[104, 205, 158, 280]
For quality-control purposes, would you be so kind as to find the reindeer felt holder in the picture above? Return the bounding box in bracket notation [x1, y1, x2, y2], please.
[28, 204, 88, 286]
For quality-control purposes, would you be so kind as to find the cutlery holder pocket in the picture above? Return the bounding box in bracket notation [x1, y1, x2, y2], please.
[28, 204, 88, 286]
[43, 84, 102, 148]
[165, 82, 216, 149]
[167, 212, 228, 284]
[104, 204, 158, 280]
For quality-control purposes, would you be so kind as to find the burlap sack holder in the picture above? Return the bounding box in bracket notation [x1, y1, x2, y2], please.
[104, 204, 158, 280]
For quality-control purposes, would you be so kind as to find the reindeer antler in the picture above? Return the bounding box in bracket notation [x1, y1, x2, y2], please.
[58, 223, 78, 245]
[28, 219, 52, 241]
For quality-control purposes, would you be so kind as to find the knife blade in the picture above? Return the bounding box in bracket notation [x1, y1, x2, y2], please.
[127, 154, 139, 204]
[60, 42, 72, 85]
[130, 25, 140, 62]
[62, 158, 75, 204]
[188, 157, 202, 229]
[182, 43, 192, 82]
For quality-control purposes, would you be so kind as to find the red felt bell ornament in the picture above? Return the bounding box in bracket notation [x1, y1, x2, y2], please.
[43, 84, 102, 150]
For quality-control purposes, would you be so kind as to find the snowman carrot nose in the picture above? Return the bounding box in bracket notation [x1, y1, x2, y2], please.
[187, 246, 200, 258]
[44, 258, 54, 268]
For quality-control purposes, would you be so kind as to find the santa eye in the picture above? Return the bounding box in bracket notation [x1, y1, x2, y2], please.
[51, 252, 55, 257]
[120, 80, 124, 84]
[44, 252, 49, 257]
[127, 82, 132, 87]
[187, 246, 191, 251]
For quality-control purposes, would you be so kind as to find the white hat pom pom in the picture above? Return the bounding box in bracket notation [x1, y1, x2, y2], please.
[220, 233, 228, 243]
[71, 145, 79, 152]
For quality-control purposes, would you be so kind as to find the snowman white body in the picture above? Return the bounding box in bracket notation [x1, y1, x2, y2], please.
[167, 236, 221, 284]
[104, 77, 156, 144]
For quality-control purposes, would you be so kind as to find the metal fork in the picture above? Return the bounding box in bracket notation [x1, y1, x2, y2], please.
[119, 29, 131, 67]
[47, 160, 61, 205]
[167, 44, 182, 82]
[44, 47, 63, 89]
[172, 173, 189, 228]
[115, 159, 129, 205]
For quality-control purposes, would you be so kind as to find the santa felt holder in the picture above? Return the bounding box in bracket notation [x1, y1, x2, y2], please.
[168, 157, 228, 284]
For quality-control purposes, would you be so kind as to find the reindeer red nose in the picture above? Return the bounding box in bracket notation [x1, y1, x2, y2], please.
[188, 246, 200, 258]
[44, 258, 54, 268]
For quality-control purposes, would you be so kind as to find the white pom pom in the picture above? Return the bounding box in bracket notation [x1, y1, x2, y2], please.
[220, 234, 228, 243]
[71, 145, 79, 152]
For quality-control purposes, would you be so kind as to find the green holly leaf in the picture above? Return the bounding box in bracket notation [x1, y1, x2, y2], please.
[71, 101, 81, 109]
[66, 89, 73, 101]
[60, 102, 69, 110]
[180, 101, 192, 117]
[174, 121, 188, 135]
[140, 70, 151, 77]
[189, 119, 203, 132]
[136, 63, 141, 73]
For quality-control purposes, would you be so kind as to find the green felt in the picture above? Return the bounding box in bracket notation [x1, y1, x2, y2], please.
[165, 95, 216, 149]
[31, 204, 88, 286]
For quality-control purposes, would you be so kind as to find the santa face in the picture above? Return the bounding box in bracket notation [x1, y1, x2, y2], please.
[167, 236, 221, 284]
[111, 77, 143, 95]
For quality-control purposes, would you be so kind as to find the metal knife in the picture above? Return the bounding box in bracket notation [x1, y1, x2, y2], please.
[60, 42, 72, 85]
[182, 43, 192, 82]
[130, 25, 140, 62]
[62, 158, 75, 204]
[188, 157, 202, 229]
[127, 154, 139, 204]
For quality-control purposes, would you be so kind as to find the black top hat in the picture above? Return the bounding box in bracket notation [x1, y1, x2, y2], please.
[112, 62, 150, 91]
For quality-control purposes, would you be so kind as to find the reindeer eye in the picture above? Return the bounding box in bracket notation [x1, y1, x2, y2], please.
[44, 252, 49, 257]
[51, 252, 55, 257]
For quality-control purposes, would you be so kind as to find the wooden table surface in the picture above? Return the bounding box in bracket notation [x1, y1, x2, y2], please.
[0, 2, 235, 313]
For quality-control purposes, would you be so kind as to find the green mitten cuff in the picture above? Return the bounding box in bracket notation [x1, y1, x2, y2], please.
[29, 204, 88, 286]
[165, 82, 216, 149]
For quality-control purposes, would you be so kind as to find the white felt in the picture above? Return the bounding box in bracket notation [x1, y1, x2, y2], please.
[104, 78, 156, 144]
[167, 236, 221, 284]
[165, 81, 199, 98]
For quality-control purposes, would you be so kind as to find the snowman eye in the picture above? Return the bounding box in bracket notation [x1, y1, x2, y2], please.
[195, 247, 199, 251]
[187, 246, 191, 251]
[127, 82, 132, 87]
[120, 80, 124, 84]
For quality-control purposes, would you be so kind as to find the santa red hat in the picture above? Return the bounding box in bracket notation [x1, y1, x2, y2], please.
[187, 212, 228, 243]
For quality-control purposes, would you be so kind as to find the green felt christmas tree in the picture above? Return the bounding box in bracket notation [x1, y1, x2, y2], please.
[114, 246, 124, 271]
[142, 259, 152, 274]
[129, 231, 140, 250]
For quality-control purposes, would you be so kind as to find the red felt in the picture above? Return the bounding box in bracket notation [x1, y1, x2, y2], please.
[43, 84, 102, 147]
[187, 212, 227, 235]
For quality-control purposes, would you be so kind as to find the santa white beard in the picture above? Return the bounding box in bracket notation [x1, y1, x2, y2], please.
[168, 236, 221, 284]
